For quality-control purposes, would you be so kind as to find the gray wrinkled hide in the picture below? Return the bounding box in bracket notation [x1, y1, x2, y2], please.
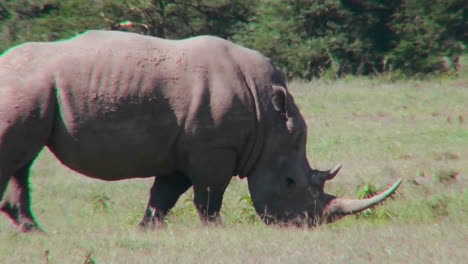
[0, 30, 282, 180]
[0, 30, 292, 230]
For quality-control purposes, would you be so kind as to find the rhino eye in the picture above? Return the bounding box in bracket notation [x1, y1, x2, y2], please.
[286, 177, 296, 188]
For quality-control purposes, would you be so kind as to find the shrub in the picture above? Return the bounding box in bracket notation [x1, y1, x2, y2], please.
[233, 0, 466, 79]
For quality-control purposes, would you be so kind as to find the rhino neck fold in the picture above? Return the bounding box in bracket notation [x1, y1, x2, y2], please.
[236, 67, 264, 179]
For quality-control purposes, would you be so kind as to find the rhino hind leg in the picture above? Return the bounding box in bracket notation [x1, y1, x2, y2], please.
[0, 161, 43, 232]
[0, 172, 11, 209]
[139, 172, 192, 229]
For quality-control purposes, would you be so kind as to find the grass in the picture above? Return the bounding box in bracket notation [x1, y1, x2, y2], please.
[1, 75, 467, 263]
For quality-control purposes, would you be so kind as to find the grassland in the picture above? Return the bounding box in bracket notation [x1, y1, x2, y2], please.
[0, 76, 467, 263]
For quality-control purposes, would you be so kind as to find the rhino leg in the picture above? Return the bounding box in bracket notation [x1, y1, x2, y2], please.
[0, 171, 10, 207]
[193, 185, 227, 224]
[139, 172, 192, 229]
[0, 161, 42, 232]
[190, 150, 235, 225]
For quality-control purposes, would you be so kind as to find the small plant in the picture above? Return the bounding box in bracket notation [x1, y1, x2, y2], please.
[358, 207, 394, 223]
[433, 152, 460, 161]
[355, 181, 394, 223]
[357, 181, 379, 199]
[237, 195, 258, 223]
[167, 192, 197, 220]
[92, 192, 113, 213]
[433, 169, 459, 183]
[43, 249, 51, 264]
[428, 194, 451, 218]
[123, 212, 142, 226]
[83, 250, 97, 264]
[239, 194, 253, 206]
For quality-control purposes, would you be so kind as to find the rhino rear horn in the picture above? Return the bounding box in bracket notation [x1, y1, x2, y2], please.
[326, 164, 342, 181]
[315, 164, 342, 182]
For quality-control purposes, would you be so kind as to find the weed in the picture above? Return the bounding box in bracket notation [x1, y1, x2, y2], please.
[123, 212, 142, 226]
[92, 193, 114, 213]
[239, 194, 253, 206]
[433, 169, 459, 183]
[169, 192, 197, 218]
[358, 207, 395, 224]
[83, 250, 97, 264]
[354, 181, 395, 223]
[433, 152, 460, 161]
[43, 249, 51, 264]
[357, 181, 379, 199]
[427, 194, 451, 218]
[237, 195, 258, 223]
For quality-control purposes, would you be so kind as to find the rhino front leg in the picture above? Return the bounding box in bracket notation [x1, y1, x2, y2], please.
[0, 161, 42, 232]
[193, 185, 228, 224]
[139, 172, 192, 229]
[190, 150, 235, 225]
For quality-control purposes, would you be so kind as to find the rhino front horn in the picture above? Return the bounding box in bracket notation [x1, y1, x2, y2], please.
[323, 179, 402, 223]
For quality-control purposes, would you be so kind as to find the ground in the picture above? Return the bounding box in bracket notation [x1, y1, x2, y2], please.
[0, 75, 466, 263]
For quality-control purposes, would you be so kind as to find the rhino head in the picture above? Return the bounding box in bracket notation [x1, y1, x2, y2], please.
[246, 84, 401, 226]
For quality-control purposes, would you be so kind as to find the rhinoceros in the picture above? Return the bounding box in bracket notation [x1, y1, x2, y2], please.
[0, 30, 401, 232]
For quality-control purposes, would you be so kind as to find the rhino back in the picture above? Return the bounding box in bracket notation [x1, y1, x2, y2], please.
[42, 31, 259, 180]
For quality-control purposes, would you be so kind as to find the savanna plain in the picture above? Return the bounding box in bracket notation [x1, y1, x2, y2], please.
[0, 75, 467, 263]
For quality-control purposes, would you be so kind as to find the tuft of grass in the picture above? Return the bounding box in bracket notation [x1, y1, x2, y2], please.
[92, 192, 114, 213]
[43, 249, 51, 264]
[433, 151, 460, 161]
[83, 250, 97, 264]
[236, 195, 258, 224]
[354, 181, 395, 223]
[433, 169, 459, 183]
[357, 181, 379, 199]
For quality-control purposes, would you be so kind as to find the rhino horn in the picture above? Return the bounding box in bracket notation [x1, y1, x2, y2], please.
[327, 163, 342, 180]
[323, 179, 402, 222]
[315, 163, 342, 181]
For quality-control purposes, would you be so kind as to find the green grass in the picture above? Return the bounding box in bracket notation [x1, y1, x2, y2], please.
[1, 76, 467, 263]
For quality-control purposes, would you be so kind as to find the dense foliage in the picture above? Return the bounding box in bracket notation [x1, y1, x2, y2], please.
[0, 0, 466, 79]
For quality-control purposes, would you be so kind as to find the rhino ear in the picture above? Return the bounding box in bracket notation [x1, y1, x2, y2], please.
[272, 85, 288, 118]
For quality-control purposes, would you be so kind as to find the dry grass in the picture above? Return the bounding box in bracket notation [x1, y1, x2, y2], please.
[2, 221, 466, 263]
[0, 76, 467, 263]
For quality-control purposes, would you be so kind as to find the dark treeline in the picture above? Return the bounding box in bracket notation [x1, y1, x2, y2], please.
[0, 0, 466, 79]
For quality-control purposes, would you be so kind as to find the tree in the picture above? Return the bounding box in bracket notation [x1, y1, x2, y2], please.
[101, 0, 253, 39]
[0, 0, 253, 53]
[233, 0, 400, 79]
[388, 0, 466, 74]
[1, 0, 465, 78]
[233, 0, 466, 79]
[0, 0, 107, 53]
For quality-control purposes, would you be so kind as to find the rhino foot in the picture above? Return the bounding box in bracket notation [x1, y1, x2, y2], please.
[138, 220, 165, 230]
[138, 206, 166, 230]
[19, 221, 44, 233]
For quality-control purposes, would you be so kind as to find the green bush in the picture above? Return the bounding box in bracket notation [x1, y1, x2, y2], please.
[0, 0, 107, 52]
[387, 0, 466, 75]
[1, 0, 465, 78]
[234, 0, 466, 79]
